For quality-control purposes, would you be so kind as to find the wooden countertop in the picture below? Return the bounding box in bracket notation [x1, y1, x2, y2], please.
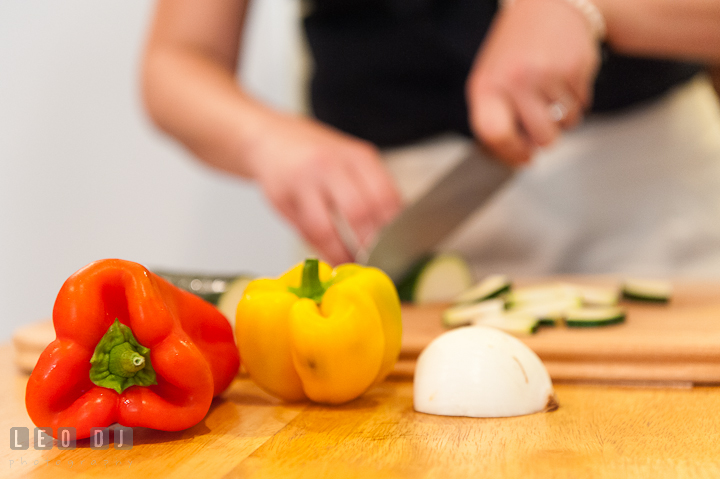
[3, 344, 720, 478]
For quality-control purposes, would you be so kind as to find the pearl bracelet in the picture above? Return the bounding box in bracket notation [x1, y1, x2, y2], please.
[502, 0, 607, 41]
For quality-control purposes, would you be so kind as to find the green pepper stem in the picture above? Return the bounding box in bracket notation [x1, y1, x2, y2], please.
[109, 345, 146, 377]
[289, 258, 328, 303]
[89, 319, 157, 394]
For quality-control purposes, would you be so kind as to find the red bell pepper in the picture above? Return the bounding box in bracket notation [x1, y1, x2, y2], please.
[25, 259, 240, 439]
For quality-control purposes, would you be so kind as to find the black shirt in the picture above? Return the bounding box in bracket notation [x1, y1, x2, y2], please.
[303, 0, 701, 147]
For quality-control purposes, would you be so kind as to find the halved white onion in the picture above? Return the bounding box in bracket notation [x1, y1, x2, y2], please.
[413, 326, 557, 417]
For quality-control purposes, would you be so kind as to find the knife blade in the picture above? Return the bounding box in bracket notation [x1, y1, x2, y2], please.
[356, 145, 514, 282]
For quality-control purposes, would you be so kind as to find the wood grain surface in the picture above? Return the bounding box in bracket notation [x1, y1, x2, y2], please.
[3, 337, 720, 478]
[396, 278, 720, 383]
[5, 278, 720, 477]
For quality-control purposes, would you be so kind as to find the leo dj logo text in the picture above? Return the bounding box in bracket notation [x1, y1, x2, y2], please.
[10, 427, 133, 450]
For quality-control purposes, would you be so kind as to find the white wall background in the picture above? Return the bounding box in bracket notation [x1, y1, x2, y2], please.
[0, 0, 305, 341]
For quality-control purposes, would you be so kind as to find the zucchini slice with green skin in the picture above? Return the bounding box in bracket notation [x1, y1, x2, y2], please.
[442, 299, 505, 328]
[396, 253, 473, 304]
[621, 279, 672, 303]
[509, 296, 582, 327]
[395, 255, 432, 303]
[503, 284, 574, 309]
[561, 283, 620, 306]
[473, 311, 540, 335]
[565, 307, 626, 328]
[453, 274, 512, 305]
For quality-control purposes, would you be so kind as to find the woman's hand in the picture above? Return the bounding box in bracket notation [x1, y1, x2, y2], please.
[143, 0, 401, 265]
[467, 0, 601, 165]
[245, 111, 403, 265]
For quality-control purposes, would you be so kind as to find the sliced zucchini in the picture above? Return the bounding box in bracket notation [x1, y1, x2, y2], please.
[473, 311, 539, 335]
[509, 296, 582, 326]
[561, 283, 620, 307]
[504, 284, 577, 309]
[216, 276, 252, 326]
[396, 253, 473, 304]
[442, 299, 505, 328]
[395, 255, 432, 302]
[622, 279, 672, 303]
[453, 274, 512, 305]
[565, 306, 626, 328]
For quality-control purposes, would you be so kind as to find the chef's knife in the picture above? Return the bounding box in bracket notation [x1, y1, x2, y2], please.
[356, 145, 514, 283]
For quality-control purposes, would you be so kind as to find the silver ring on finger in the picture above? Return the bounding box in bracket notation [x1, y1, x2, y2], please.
[549, 101, 569, 123]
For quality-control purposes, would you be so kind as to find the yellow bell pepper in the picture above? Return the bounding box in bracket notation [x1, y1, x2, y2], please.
[235, 259, 402, 404]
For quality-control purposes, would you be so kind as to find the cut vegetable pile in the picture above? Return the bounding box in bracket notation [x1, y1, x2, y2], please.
[443, 275, 673, 335]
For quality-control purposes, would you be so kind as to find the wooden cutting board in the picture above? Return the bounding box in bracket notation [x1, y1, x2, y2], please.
[14, 278, 720, 384]
[394, 278, 720, 384]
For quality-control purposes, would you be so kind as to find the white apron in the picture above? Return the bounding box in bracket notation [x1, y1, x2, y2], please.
[382, 75, 720, 279]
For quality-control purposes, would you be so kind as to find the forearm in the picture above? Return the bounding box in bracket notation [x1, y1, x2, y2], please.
[594, 0, 720, 61]
[141, 0, 279, 179]
[143, 43, 271, 179]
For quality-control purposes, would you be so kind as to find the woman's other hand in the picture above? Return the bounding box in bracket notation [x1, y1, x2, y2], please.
[466, 0, 601, 166]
